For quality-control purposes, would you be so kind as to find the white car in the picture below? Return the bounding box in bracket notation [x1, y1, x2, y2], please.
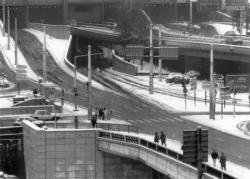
[13, 116, 36, 126]
[31, 110, 60, 121]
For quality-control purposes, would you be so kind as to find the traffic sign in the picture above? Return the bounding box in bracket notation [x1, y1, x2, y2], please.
[226, 74, 250, 93]
[16, 74, 27, 81]
[183, 129, 208, 163]
[159, 46, 179, 59]
[16, 69, 27, 74]
[125, 45, 144, 58]
[16, 64, 27, 69]
[16, 64, 27, 81]
[202, 81, 218, 90]
[226, 0, 247, 10]
[197, 0, 221, 12]
[183, 88, 188, 93]
[190, 78, 197, 91]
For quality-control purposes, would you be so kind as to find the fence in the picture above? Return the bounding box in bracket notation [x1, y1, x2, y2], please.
[96, 123, 138, 134]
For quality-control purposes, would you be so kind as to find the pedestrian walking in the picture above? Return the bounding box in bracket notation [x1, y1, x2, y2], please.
[91, 115, 97, 128]
[33, 88, 38, 98]
[211, 149, 219, 167]
[219, 152, 227, 171]
[103, 107, 107, 120]
[154, 132, 159, 144]
[160, 131, 166, 146]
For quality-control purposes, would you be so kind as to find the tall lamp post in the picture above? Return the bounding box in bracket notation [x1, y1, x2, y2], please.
[209, 44, 215, 119]
[139, 9, 154, 94]
[73, 45, 102, 120]
[2, 0, 5, 37]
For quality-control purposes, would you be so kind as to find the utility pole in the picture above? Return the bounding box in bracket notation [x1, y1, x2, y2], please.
[7, 7, 10, 50]
[15, 18, 17, 65]
[149, 23, 153, 94]
[2, 0, 5, 37]
[73, 56, 78, 111]
[189, 0, 192, 35]
[158, 28, 162, 82]
[209, 44, 215, 120]
[88, 45, 92, 121]
[43, 25, 47, 82]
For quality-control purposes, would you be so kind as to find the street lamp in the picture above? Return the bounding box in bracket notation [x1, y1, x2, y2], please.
[139, 9, 154, 94]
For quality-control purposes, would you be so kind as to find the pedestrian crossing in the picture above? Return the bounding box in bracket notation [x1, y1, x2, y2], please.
[126, 117, 183, 124]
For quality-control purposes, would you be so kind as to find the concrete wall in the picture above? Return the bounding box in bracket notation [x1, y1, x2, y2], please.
[23, 121, 99, 179]
[98, 139, 198, 179]
[112, 51, 138, 76]
[28, 23, 70, 39]
[68, 4, 102, 24]
[0, 105, 55, 115]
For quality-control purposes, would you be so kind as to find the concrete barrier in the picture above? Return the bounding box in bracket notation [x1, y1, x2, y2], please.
[112, 50, 138, 76]
[0, 105, 55, 115]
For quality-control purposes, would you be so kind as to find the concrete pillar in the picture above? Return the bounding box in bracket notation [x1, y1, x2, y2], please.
[63, 0, 69, 24]
[24, 0, 29, 27]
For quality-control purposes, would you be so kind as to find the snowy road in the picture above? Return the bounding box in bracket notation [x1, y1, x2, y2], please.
[13, 29, 250, 175]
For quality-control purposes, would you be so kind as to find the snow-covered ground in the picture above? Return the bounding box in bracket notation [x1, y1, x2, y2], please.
[1, 25, 250, 178]
[24, 28, 111, 91]
[207, 22, 246, 35]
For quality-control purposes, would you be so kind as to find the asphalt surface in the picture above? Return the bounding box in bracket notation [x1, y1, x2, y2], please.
[9, 30, 250, 169]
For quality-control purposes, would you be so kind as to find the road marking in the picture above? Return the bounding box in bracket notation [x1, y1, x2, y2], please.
[127, 119, 135, 123]
[173, 117, 183, 122]
[137, 119, 144, 123]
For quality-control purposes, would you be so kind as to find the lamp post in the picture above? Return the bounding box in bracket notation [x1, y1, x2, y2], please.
[209, 44, 215, 119]
[73, 45, 102, 120]
[2, 0, 5, 37]
[139, 9, 154, 94]
[43, 25, 47, 82]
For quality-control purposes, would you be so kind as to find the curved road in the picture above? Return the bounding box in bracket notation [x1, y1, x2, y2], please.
[16, 30, 250, 170]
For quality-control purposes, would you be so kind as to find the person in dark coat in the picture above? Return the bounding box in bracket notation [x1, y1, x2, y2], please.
[160, 131, 166, 146]
[220, 152, 227, 171]
[154, 132, 159, 144]
[211, 149, 219, 167]
[91, 115, 97, 128]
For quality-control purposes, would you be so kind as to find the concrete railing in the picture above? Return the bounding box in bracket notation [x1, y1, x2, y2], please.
[112, 50, 138, 76]
[28, 23, 70, 39]
[97, 130, 238, 179]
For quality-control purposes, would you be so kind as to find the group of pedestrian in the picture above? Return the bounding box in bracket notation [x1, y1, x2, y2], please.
[154, 131, 167, 146]
[94, 107, 112, 120]
[211, 149, 227, 171]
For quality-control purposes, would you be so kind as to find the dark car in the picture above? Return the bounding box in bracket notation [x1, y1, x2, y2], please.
[166, 73, 190, 84]
[224, 31, 243, 45]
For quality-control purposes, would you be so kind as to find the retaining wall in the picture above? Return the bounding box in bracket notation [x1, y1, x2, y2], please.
[112, 51, 138, 76]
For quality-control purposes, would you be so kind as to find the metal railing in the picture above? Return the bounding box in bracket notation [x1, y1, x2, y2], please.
[96, 123, 138, 134]
[98, 130, 238, 179]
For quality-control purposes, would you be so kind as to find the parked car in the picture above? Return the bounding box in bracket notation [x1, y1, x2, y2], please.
[184, 70, 200, 78]
[0, 78, 9, 88]
[31, 110, 56, 121]
[13, 116, 36, 126]
[166, 73, 190, 84]
[224, 31, 243, 45]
